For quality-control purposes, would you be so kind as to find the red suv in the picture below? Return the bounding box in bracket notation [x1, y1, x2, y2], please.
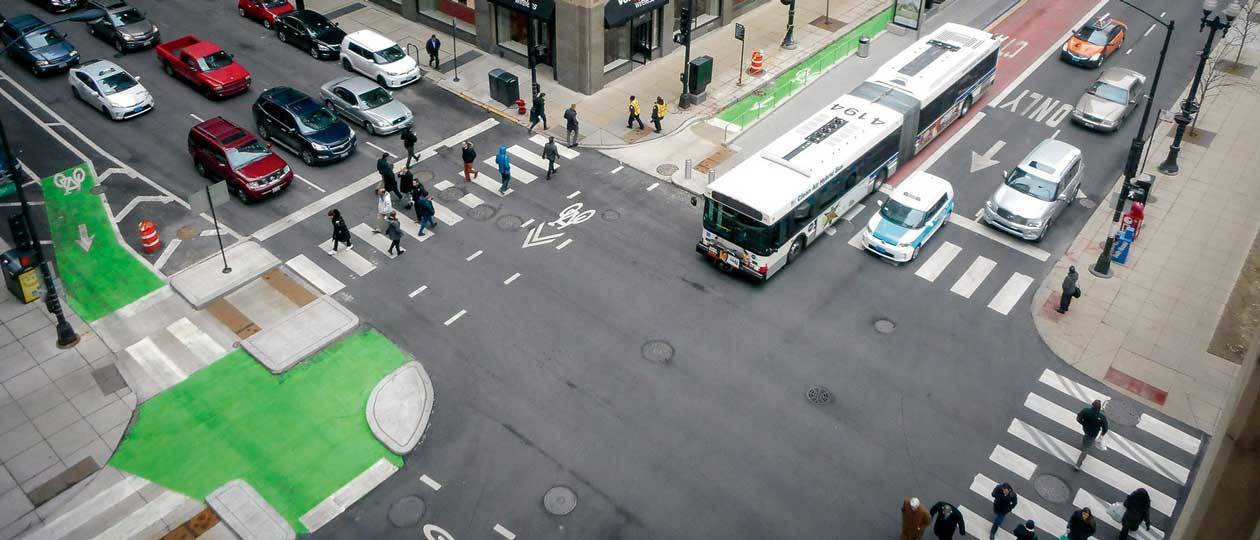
[188, 116, 292, 202]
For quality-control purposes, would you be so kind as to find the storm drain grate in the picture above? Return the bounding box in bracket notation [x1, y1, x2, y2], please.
[469, 205, 496, 220]
[1104, 399, 1141, 427]
[387, 495, 426, 528]
[1033, 474, 1070, 504]
[601, 209, 621, 222]
[642, 340, 674, 364]
[438, 187, 465, 202]
[874, 319, 896, 334]
[176, 225, 199, 240]
[496, 215, 524, 230]
[543, 486, 577, 516]
[656, 164, 679, 176]
[806, 385, 833, 405]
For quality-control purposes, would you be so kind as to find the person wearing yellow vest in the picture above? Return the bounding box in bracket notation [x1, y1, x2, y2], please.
[627, 96, 645, 130]
[651, 96, 667, 133]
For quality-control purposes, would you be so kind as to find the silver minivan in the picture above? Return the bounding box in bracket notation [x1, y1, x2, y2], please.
[982, 139, 1082, 241]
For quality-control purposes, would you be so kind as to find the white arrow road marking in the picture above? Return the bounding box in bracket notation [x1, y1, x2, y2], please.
[113, 195, 173, 224]
[96, 167, 131, 184]
[75, 224, 94, 252]
[522, 224, 564, 248]
[153, 238, 181, 271]
[749, 97, 775, 111]
[969, 140, 1006, 173]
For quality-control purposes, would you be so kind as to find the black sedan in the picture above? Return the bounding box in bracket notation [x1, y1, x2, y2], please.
[274, 10, 344, 60]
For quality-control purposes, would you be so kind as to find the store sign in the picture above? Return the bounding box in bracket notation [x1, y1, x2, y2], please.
[893, 0, 925, 30]
[495, 0, 554, 19]
[604, 0, 668, 26]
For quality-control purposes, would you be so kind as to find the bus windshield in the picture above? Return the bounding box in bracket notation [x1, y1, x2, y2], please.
[703, 199, 775, 256]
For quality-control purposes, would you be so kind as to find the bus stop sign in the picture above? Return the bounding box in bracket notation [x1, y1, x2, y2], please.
[735, 23, 745, 41]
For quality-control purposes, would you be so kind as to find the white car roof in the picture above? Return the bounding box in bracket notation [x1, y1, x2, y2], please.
[346, 29, 397, 51]
[890, 172, 951, 212]
[76, 59, 128, 82]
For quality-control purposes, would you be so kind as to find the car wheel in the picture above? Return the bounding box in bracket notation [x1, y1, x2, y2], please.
[1035, 219, 1052, 242]
[263, 19, 272, 29]
[238, 7, 246, 17]
[195, 161, 207, 178]
[277, 29, 286, 42]
[71, 86, 79, 100]
[365, 122, 377, 136]
[376, 75, 387, 87]
[309, 46, 320, 58]
[342, 58, 352, 71]
[235, 185, 250, 203]
[786, 237, 805, 265]
[162, 62, 173, 76]
[960, 96, 973, 117]
[101, 104, 109, 117]
[258, 124, 270, 140]
[113, 38, 126, 53]
[301, 149, 316, 165]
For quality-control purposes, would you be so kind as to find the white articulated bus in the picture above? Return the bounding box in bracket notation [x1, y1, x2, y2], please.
[697, 23, 999, 279]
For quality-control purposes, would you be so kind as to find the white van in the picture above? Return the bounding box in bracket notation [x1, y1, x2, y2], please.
[339, 30, 420, 88]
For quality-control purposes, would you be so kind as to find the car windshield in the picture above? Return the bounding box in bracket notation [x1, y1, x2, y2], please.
[226, 140, 271, 169]
[358, 87, 392, 108]
[98, 72, 138, 94]
[1075, 26, 1110, 46]
[374, 45, 405, 64]
[112, 8, 145, 25]
[1005, 168, 1058, 202]
[198, 51, 234, 71]
[297, 105, 338, 133]
[879, 198, 928, 229]
[22, 29, 64, 49]
[702, 199, 775, 256]
[1088, 81, 1128, 104]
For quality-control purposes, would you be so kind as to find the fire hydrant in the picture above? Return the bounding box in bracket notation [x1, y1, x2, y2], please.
[515, 98, 527, 115]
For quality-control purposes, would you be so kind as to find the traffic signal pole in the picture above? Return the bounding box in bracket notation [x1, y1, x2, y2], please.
[676, 0, 694, 109]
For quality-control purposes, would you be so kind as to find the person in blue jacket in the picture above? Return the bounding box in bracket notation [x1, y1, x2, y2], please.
[495, 145, 511, 194]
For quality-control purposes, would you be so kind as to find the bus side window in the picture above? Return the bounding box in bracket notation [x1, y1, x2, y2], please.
[843, 172, 861, 193]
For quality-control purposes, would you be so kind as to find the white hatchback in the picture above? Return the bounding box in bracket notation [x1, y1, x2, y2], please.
[339, 30, 420, 88]
[68, 59, 153, 120]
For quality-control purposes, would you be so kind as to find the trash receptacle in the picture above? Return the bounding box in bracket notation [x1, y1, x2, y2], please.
[858, 36, 871, 58]
[0, 248, 40, 304]
[688, 56, 713, 95]
[488, 68, 520, 107]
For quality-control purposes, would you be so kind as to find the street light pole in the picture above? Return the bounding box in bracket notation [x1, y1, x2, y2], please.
[1158, 0, 1241, 176]
[676, 0, 694, 109]
[1091, 2, 1174, 278]
[781, 0, 797, 49]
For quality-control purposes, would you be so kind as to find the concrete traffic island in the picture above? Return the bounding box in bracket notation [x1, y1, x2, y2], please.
[242, 296, 359, 374]
[207, 480, 295, 540]
[366, 361, 434, 454]
[170, 242, 280, 309]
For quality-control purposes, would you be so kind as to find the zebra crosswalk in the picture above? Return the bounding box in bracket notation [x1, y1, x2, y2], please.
[963, 368, 1201, 540]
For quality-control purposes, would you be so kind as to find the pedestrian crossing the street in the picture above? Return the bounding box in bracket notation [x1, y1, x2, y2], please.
[962, 369, 1202, 540]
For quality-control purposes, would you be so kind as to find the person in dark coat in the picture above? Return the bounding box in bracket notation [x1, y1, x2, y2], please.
[929, 501, 966, 540]
[461, 141, 478, 181]
[414, 193, 436, 236]
[377, 153, 401, 201]
[400, 127, 418, 167]
[990, 482, 1018, 539]
[398, 171, 416, 210]
[1118, 488, 1152, 539]
[1057, 265, 1081, 313]
[528, 92, 547, 134]
[1075, 399, 1109, 470]
[563, 104, 579, 147]
[327, 209, 352, 254]
[495, 145, 511, 194]
[1011, 520, 1036, 540]
[424, 34, 441, 68]
[1066, 507, 1096, 540]
[543, 136, 559, 180]
[384, 212, 404, 256]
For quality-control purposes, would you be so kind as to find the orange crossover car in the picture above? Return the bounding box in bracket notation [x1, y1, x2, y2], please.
[1061, 18, 1126, 68]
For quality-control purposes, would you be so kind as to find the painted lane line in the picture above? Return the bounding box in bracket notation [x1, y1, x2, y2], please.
[917, 111, 986, 173]
[567, 190, 581, 199]
[646, 182, 659, 191]
[1074, 488, 1165, 540]
[970, 473, 1077, 539]
[1160, 11, 1165, 17]
[504, 272, 520, 285]
[113, 195, 173, 224]
[1125, 48, 1133, 55]
[611, 165, 624, 174]
[841, 203, 866, 221]
[508, 144, 557, 171]
[530, 134, 579, 159]
[351, 223, 396, 258]
[432, 200, 463, 226]
[153, 238, 181, 271]
[287, 254, 344, 295]
[419, 474, 442, 491]
[293, 173, 326, 193]
[0, 201, 42, 207]
[365, 141, 394, 157]
[1050, 129, 1060, 140]
[989, 444, 1037, 480]
[948, 213, 1050, 261]
[444, 310, 466, 326]
[949, 256, 995, 298]
[991, 0, 1110, 106]
[1145, 23, 1157, 37]
[434, 180, 454, 191]
[466, 250, 483, 261]
[1025, 393, 1190, 484]
[957, 506, 1018, 540]
[847, 228, 865, 249]
[1039, 368, 1110, 405]
[555, 238, 573, 250]
[459, 193, 486, 208]
[200, 229, 223, 237]
[987, 273, 1034, 315]
[409, 285, 427, 298]
[318, 240, 376, 276]
[493, 524, 516, 540]
[189, 113, 204, 122]
[914, 242, 960, 282]
[1138, 414, 1202, 455]
[520, 218, 535, 229]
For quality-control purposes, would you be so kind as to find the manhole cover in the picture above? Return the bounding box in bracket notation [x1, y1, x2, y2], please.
[1079, 199, 1096, 209]
[1104, 399, 1141, 427]
[438, 187, 465, 201]
[387, 495, 426, 528]
[641, 340, 674, 364]
[1033, 474, 1070, 504]
[601, 209, 620, 222]
[656, 164, 679, 176]
[496, 215, 524, 230]
[175, 225, 199, 240]
[469, 205, 496, 220]
[806, 385, 833, 405]
[90, 185, 106, 194]
[874, 319, 896, 334]
[543, 486, 577, 516]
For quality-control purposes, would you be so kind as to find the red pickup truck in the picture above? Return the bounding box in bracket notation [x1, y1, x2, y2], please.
[155, 36, 250, 99]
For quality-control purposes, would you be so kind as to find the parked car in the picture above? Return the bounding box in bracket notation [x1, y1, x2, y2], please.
[68, 59, 152, 119]
[1072, 67, 1146, 132]
[28, 0, 85, 15]
[319, 76, 412, 135]
[274, 10, 343, 59]
[252, 86, 356, 165]
[84, 0, 159, 53]
[982, 139, 1083, 241]
[339, 30, 419, 88]
[0, 14, 80, 76]
[237, 0, 293, 30]
[155, 35, 250, 98]
[1061, 17, 1126, 68]
[861, 171, 954, 264]
[188, 116, 292, 202]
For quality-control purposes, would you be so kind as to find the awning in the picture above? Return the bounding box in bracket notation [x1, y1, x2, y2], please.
[491, 0, 554, 19]
[604, 0, 667, 26]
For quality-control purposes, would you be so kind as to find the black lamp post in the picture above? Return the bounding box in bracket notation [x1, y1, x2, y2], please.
[0, 9, 104, 348]
[675, 0, 694, 109]
[1091, 2, 1175, 278]
[1158, 0, 1242, 176]
[781, 0, 797, 50]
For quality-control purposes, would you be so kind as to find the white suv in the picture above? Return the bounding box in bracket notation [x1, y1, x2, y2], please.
[339, 30, 419, 88]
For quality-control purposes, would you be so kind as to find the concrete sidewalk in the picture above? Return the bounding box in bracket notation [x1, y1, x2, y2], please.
[1030, 39, 1260, 434]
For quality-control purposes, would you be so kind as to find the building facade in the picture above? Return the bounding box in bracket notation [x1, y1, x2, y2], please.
[384, 0, 772, 94]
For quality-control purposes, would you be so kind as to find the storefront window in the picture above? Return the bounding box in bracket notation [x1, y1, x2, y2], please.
[495, 6, 552, 65]
[604, 24, 630, 67]
[418, 0, 477, 31]
[674, 0, 719, 30]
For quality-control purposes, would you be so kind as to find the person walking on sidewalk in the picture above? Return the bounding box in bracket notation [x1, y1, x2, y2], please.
[564, 104, 579, 147]
[543, 136, 558, 180]
[929, 501, 966, 540]
[900, 497, 931, 540]
[425, 34, 441, 69]
[377, 153, 401, 202]
[1011, 520, 1036, 540]
[385, 211, 404, 256]
[495, 144, 511, 194]
[1074, 399, 1109, 470]
[461, 141, 479, 181]
[1057, 265, 1081, 313]
[627, 95, 644, 130]
[374, 187, 393, 233]
[528, 92, 548, 134]
[1117, 488, 1152, 539]
[989, 482, 1018, 539]
[401, 127, 418, 168]
[1066, 507, 1097, 540]
[399, 170, 416, 210]
[327, 209, 352, 254]
[414, 192, 436, 236]
[651, 96, 667, 133]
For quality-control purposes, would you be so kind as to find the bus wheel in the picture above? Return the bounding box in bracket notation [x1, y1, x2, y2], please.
[787, 237, 805, 265]
[872, 168, 888, 194]
[961, 96, 974, 117]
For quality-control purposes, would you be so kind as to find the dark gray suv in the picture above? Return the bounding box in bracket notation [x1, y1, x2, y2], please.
[84, 0, 160, 53]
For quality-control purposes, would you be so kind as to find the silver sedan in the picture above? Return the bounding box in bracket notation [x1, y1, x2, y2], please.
[1072, 67, 1145, 132]
[319, 76, 413, 136]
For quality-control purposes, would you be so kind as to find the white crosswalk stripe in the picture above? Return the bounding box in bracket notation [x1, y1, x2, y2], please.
[469, 173, 514, 196]
[459, 193, 486, 208]
[432, 199, 463, 225]
[287, 254, 346, 294]
[987, 273, 1034, 315]
[989, 444, 1036, 480]
[483, 157, 538, 184]
[1137, 414, 1202, 455]
[530, 134, 579, 159]
[957, 505, 1017, 540]
[318, 239, 376, 276]
[949, 256, 995, 298]
[508, 144, 557, 171]
[914, 242, 961, 282]
[1039, 368, 1110, 405]
[351, 223, 397, 258]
